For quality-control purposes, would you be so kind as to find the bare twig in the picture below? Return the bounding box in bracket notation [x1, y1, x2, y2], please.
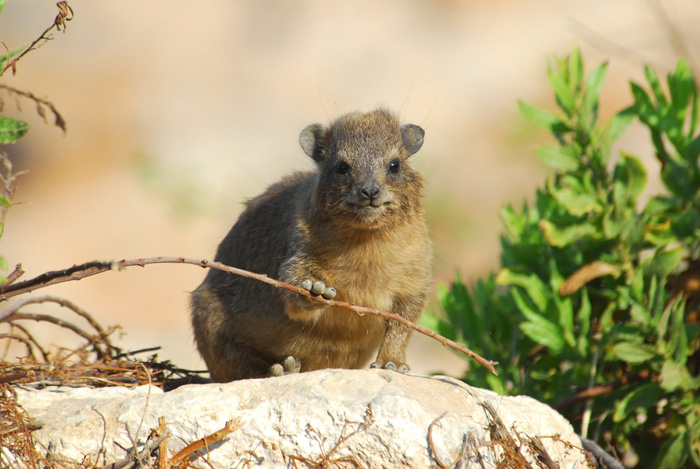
[10, 322, 49, 362]
[289, 406, 372, 468]
[428, 413, 448, 469]
[133, 363, 153, 465]
[156, 417, 169, 469]
[5, 264, 25, 286]
[1, 1, 74, 77]
[101, 431, 170, 469]
[1, 295, 119, 361]
[169, 419, 243, 466]
[0, 333, 37, 359]
[0, 155, 27, 228]
[580, 342, 600, 439]
[1, 295, 115, 345]
[0, 257, 500, 375]
[4, 313, 96, 344]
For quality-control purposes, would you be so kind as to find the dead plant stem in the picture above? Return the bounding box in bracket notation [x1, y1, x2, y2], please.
[0, 256, 499, 375]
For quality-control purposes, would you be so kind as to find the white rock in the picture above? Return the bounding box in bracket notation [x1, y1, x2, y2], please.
[13, 369, 590, 468]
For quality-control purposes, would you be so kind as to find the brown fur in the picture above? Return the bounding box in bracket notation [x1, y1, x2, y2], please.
[190, 109, 432, 382]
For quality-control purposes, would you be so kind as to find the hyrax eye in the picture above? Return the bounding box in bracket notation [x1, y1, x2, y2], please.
[335, 161, 350, 175]
[388, 159, 401, 174]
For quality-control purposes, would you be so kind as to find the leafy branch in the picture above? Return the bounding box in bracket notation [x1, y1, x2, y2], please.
[425, 45, 700, 466]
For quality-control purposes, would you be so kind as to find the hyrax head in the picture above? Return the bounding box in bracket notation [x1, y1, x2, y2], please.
[299, 109, 425, 229]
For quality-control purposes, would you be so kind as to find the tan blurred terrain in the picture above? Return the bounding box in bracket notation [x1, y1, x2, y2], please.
[1, 1, 697, 376]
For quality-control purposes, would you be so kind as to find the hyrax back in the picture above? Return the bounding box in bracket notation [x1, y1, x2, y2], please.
[191, 109, 432, 382]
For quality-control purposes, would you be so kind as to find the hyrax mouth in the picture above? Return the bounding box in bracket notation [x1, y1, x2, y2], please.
[347, 199, 392, 221]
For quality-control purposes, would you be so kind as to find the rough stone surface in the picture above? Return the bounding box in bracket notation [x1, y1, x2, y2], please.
[12, 369, 590, 468]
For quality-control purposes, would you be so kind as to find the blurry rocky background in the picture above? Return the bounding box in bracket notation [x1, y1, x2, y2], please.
[1, 0, 697, 374]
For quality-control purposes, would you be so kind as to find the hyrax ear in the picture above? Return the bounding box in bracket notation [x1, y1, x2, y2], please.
[299, 123, 329, 163]
[400, 124, 425, 156]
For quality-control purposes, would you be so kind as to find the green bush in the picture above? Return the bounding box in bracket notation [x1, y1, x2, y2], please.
[423, 46, 700, 467]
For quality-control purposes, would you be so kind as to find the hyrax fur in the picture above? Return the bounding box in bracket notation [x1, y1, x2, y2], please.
[190, 109, 432, 382]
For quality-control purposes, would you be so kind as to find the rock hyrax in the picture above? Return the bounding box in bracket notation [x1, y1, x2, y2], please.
[191, 109, 432, 382]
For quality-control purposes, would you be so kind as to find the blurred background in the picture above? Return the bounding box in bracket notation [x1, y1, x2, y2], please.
[1, 0, 698, 376]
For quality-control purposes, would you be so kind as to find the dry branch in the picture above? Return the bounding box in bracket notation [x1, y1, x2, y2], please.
[1, 295, 120, 361]
[101, 431, 170, 469]
[0, 256, 500, 375]
[427, 413, 448, 469]
[169, 419, 242, 466]
[0, 85, 67, 133]
[1, 295, 115, 346]
[5, 264, 24, 286]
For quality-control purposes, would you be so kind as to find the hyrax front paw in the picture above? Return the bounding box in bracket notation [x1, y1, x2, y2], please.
[269, 356, 301, 377]
[300, 279, 337, 300]
[370, 361, 409, 373]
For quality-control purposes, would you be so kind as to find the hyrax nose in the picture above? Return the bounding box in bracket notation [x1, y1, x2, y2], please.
[359, 183, 382, 201]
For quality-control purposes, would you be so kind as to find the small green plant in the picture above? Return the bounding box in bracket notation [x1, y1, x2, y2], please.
[0, 1, 72, 284]
[423, 46, 700, 466]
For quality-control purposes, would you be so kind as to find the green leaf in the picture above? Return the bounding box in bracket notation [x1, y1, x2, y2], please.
[644, 64, 667, 109]
[660, 162, 698, 200]
[517, 100, 566, 132]
[0, 0, 5, 15]
[0, 117, 30, 143]
[645, 246, 683, 278]
[691, 78, 699, 138]
[538, 219, 597, 247]
[0, 256, 7, 271]
[607, 106, 637, 143]
[630, 302, 651, 326]
[671, 210, 700, 239]
[0, 44, 26, 70]
[548, 66, 576, 113]
[656, 431, 688, 469]
[602, 207, 634, 238]
[580, 61, 608, 126]
[569, 44, 584, 91]
[577, 289, 591, 355]
[613, 383, 664, 422]
[420, 310, 456, 342]
[644, 219, 675, 246]
[500, 205, 524, 241]
[510, 287, 564, 353]
[668, 58, 694, 128]
[686, 134, 700, 161]
[520, 321, 565, 353]
[536, 145, 580, 172]
[0, 196, 10, 207]
[660, 360, 693, 392]
[550, 185, 602, 216]
[495, 268, 548, 312]
[485, 373, 505, 394]
[631, 82, 659, 127]
[612, 152, 647, 209]
[668, 298, 688, 363]
[613, 342, 656, 363]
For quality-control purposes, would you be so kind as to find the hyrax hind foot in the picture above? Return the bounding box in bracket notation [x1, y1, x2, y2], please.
[300, 279, 337, 300]
[269, 356, 301, 377]
[370, 361, 409, 373]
